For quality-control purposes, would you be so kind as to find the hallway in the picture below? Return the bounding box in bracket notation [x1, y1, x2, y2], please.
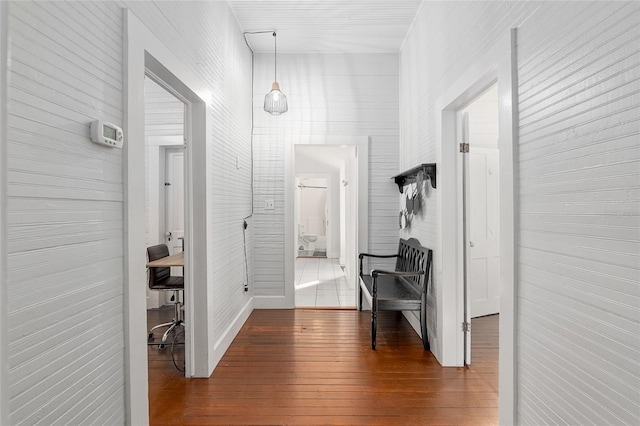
[295, 257, 355, 307]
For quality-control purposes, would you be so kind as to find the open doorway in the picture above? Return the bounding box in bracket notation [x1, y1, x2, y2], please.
[294, 145, 357, 308]
[460, 84, 500, 365]
[438, 29, 517, 424]
[143, 76, 186, 372]
[125, 10, 210, 422]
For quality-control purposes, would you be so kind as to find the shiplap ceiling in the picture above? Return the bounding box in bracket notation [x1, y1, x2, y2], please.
[228, 0, 425, 53]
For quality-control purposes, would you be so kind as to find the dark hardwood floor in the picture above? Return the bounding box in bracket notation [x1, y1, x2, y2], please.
[148, 308, 498, 425]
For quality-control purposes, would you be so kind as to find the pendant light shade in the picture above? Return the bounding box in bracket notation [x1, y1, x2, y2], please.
[264, 32, 288, 115]
[264, 82, 288, 115]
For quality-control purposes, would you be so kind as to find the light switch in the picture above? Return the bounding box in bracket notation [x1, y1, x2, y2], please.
[264, 200, 275, 210]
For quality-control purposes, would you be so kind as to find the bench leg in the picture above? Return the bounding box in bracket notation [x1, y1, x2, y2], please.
[371, 311, 377, 350]
[358, 284, 362, 311]
[421, 295, 429, 350]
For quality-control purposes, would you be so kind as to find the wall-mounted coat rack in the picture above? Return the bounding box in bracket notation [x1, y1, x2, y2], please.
[392, 163, 437, 193]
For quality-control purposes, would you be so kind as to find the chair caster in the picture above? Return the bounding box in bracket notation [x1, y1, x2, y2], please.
[158, 344, 166, 350]
[148, 332, 154, 340]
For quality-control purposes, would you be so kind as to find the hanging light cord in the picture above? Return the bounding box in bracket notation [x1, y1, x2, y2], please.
[242, 30, 277, 292]
[273, 32, 277, 83]
[244, 30, 278, 84]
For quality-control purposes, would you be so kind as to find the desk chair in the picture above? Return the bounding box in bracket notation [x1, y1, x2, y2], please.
[147, 244, 184, 348]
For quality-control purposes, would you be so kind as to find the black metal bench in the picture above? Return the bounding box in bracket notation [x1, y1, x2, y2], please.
[358, 238, 433, 350]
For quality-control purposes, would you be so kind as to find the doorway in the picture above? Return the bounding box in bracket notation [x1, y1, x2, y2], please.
[144, 76, 186, 310]
[460, 84, 501, 364]
[125, 9, 211, 423]
[293, 144, 358, 308]
[143, 74, 188, 381]
[437, 29, 517, 425]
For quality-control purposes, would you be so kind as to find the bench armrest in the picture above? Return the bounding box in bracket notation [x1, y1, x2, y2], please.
[358, 253, 398, 260]
[359, 253, 398, 277]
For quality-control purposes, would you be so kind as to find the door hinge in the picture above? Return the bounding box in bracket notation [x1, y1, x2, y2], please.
[164, 182, 171, 186]
[460, 143, 469, 153]
[462, 321, 471, 332]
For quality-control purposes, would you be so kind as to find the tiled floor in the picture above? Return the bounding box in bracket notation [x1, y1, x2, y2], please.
[295, 257, 355, 307]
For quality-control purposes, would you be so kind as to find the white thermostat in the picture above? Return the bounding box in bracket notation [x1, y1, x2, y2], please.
[91, 120, 123, 149]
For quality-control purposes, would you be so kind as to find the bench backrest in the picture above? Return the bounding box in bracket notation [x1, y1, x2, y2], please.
[395, 238, 433, 294]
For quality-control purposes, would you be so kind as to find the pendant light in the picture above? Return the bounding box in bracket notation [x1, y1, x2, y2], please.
[264, 31, 288, 115]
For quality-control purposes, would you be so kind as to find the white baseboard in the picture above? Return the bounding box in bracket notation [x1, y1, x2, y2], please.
[203, 298, 254, 377]
[402, 310, 443, 366]
[253, 295, 294, 309]
[402, 310, 421, 339]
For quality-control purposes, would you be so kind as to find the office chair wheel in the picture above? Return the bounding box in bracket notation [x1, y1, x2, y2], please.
[148, 332, 154, 340]
[158, 343, 166, 350]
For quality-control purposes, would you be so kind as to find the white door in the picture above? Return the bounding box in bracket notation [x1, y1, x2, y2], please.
[468, 147, 500, 318]
[164, 149, 185, 277]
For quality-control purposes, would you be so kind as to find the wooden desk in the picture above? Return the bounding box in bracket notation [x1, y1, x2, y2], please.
[146, 252, 184, 268]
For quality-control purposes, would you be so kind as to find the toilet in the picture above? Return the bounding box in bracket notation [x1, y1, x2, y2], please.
[298, 225, 318, 251]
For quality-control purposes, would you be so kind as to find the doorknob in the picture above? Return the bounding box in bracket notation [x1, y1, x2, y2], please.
[469, 241, 475, 247]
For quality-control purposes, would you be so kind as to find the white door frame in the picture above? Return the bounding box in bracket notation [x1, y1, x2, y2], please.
[124, 9, 210, 425]
[437, 29, 518, 425]
[161, 147, 186, 248]
[0, 2, 9, 423]
[157, 142, 185, 248]
[283, 136, 368, 308]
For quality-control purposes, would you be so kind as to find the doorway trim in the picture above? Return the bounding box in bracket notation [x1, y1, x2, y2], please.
[282, 136, 369, 308]
[124, 9, 210, 425]
[437, 29, 518, 424]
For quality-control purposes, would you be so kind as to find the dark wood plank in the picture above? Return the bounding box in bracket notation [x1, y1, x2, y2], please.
[148, 309, 498, 424]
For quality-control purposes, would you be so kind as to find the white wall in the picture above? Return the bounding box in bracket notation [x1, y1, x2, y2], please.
[252, 53, 400, 301]
[4, 1, 252, 424]
[400, 1, 640, 424]
[6, 2, 127, 423]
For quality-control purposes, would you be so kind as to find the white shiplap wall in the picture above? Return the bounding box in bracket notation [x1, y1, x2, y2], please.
[6, 1, 126, 424]
[0, 2, 10, 424]
[251, 53, 400, 299]
[6, 0, 252, 423]
[400, 0, 639, 424]
[516, 2, 639, 424]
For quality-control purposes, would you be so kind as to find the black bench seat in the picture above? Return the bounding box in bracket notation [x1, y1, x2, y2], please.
[358, 238, 433, 350]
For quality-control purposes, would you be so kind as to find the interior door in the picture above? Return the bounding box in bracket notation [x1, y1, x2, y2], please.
[469, 146, 501, 318]
[165, 149, 185, 277]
